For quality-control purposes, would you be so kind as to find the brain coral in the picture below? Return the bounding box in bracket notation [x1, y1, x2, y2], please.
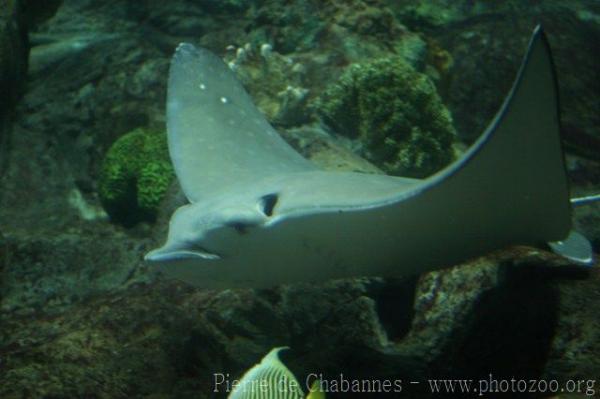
[318, 56, 456, 178]
[98, 128, 174, 226]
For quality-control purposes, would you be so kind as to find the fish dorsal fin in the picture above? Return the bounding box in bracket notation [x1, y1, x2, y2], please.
[229, 347, 305, 399]
[167, 44, 315, 203]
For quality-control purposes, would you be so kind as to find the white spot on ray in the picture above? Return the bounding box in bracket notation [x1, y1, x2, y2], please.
[221, 97, 228, 104]
[199, 83, 206, 90]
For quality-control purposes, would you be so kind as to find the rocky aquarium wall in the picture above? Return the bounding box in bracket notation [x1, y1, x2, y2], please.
[1, 0, 599, 398]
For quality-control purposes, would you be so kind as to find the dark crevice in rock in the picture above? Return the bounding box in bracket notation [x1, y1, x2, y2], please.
[369, 277, 418, 342]
[436, 263, 565, 381]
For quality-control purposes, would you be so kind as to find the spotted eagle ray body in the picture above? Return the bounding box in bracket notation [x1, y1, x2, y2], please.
[145, 26, 594, 288]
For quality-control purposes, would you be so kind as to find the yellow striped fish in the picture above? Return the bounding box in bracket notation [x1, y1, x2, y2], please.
[229, 347, 324, 399]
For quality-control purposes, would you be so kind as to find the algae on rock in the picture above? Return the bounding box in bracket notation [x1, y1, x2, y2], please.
[318, 56, 456, 178]
[98, 128, 174, 226]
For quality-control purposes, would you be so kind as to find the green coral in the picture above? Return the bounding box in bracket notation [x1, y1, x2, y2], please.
[99, 128, 174, 226]
[318, 57, 456, 178]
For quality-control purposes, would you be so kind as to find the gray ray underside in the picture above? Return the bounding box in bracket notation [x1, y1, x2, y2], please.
[167, 29, 570, 233]
[168, 43, 426, 208]
[167, 44, 316, 203]
[168, 27, 570, 244]
[146, 26, 587, 289]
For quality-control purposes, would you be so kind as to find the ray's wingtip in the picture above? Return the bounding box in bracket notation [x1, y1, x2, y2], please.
[548, 231, 596, 267]
[143, 250, 158, 262]
[531, 24, 550, 45]
[528, 24, 545, 44]
[175, 42, 195, 51]
[173, 42, 198, 59]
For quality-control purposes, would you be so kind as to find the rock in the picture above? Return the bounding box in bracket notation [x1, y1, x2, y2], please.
[0, 0, 28, 110]
[0, 0, 170, 232]
[225, 42, 312, 127]
[0, 0, 28, 176]
[391, 0, 600, 161]
[21, 0, 62, 28]
[0, 224, 148, 318]
[2, 245, 598, 398]
[280, 124, 384, 174]
[247, 0, 324, 54]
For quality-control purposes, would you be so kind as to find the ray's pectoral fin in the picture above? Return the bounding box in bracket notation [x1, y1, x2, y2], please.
[559, 196, 600, 266]
[423, 25, 595, 267]
[548, 231, 594, 266]
[166, 43, 315, 203]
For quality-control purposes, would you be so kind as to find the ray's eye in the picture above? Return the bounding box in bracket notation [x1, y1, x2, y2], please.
[259, 193, 278, 217]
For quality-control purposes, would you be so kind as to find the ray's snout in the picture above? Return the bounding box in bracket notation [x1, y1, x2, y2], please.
[144, 243, 220, 262]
